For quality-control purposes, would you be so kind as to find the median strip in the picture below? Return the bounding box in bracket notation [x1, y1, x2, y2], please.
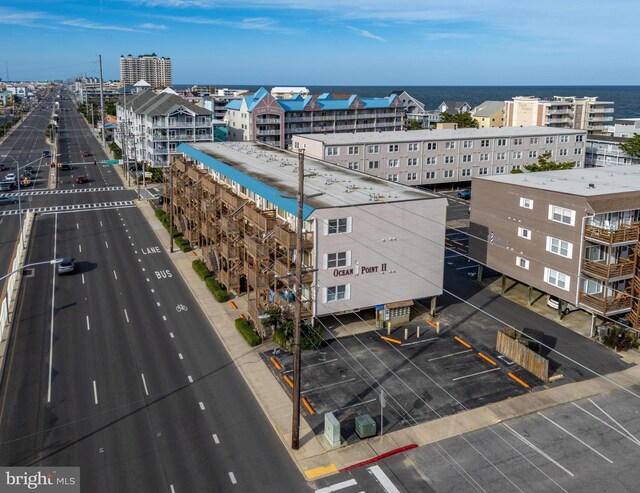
[508, 372, 530, 388]
[454, 336, 472, 348]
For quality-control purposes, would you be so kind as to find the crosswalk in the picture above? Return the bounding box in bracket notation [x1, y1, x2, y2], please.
[315, 465, 401, 493]
[0, 201, 135, 216]
[0, 186, 125, 198]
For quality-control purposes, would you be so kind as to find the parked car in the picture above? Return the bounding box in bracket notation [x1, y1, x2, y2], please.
[0, 196, 18, 206]
[457, 189, 471, 200]
[0, 182, 13, 191]
[81, 151, 91, 157]
[42, 150, 51, 158]
[0, 163, 7, 171]
[57, 257, 76, 275]
[75, 175, 86, 184]
[58, 163, 71, 170]
[547, 295, 579, 315]
[3, 173, 16, 183]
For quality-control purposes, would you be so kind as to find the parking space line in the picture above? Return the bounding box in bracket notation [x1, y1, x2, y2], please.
[302, 358, 338, 369]
[302, 378, 356, 395]
[586, 399, 640, 446]
[333, 398, 377, 413]
[456, 265, 478, 271]
[428, 349, 472, 361]
[572, 402, 640, 447]
[402, 337, 439, 346]
[477, 352, 497, 366]
[452, 368, 499, 381]
[538, 412, 613, 464]
[454, 336, 472, 348]
[508, 372, 530, 388]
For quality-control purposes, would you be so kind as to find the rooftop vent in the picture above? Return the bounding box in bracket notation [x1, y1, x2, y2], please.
[588, 183, 595, 188]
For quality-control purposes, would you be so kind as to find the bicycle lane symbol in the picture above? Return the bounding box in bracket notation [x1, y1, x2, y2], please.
[176, 304, 188, 312]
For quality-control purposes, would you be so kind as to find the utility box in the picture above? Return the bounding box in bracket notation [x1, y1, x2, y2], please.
[324, 412, 341, 448]
[355, 414, 376, 439]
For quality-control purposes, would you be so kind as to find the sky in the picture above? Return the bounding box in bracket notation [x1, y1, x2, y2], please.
[1, 0, 639, 86]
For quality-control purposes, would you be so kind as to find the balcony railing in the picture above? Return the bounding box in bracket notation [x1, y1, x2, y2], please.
[579, 292, 632, 315]
[219, 188, 244, 209]
[219, 216, 239, 233]
[581, 257, 635, 279]
[274, 226, 313, 249]
[584, 223, 640, 245]
[220, 242, 239, 259]
[218, 269, 241, 290]
[256, 118, 281, 124]
[244, 206, 276, 231]
[245, 235, 269, 258]
[247, 268, 271, 289]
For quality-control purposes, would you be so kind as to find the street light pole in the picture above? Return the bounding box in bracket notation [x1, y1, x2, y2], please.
[169, 163, 174, 253]
[0, 258, 63, 283]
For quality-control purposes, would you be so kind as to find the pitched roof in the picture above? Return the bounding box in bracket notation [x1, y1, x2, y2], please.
[471, 101, 505, 117]
[131, 92, 212, 116]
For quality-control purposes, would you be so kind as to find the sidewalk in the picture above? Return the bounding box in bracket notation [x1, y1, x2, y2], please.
[112, 163, 640, 480]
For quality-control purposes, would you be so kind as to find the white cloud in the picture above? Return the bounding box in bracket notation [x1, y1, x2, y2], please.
[0, 7, 50, 27]
[157, 14, 297, 33]
[139, 22, 168, 29]
[346, 26, 384, 42]
[62, 19, 142, 32]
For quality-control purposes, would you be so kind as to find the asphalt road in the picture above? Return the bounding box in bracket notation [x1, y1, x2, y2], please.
[0, 86, 309, 492]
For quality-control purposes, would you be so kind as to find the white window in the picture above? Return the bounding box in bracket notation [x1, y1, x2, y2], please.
[427, 142, 437, 150]
[575, 148, 582, 155]
[463, 155, 473, 163]
[513, 151, 522, 159]
[512, 165, 521, 172]
[516, 256, 530, 270]
[368, 145, 379, 154]
[326, 251, 349, 268]
[545, 267, 570, 291]
[348, 146, 359, 155]
[583, 278, 603, 294]
[519, 197, 533, 209]
[326, 284, 349, 302]
[408, 143, 419, 151]
[368, 160, 379, 169]
[407, 172, 417, 181]
[444, 156, 455, 164]
[478, 167, 488, 175]
[480, 153, 489, 161]
[549, 205, 575, 226]
[463, 140, 473, 149]
[576, 135, 584, 142]
[529, 150, 538, 158]
[387, 159, 399, 168]
[480, 139, 490, 147]
[513, 138, 523, 145]
[560, 135, 569, 143]
[546, 236, 573, 258]
[518, 226, 531, 239]
[425, 156, 437, 165]
[326, 217, 351, 235]
[559, 148, 568, 156]
[444, 170, 454, 178]
[497, 138, 508, 146]
[545, 136, 555, 144]
[326, 147, 339, 156]
[388, 144, 399, 152]
[461, 168, 471, 177]
[496, 152, 506, 160]
[495, 166, 505, 174]
[407, 157, 418, 166]
[530, 137, 539, 145]
[348, 162, 359, 170]
[446, 141, 456, 150]
[388, 174, 399, 182]
[425, 171, 436, 179]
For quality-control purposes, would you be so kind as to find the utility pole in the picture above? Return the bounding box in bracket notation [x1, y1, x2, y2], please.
[98, 54, 106, 148]
[169, 162, 174, 253]
[291, 149, 305, 450]
[122, 84, 130, 186]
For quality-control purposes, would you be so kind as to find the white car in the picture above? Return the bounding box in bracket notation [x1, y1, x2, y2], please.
[547, 295, 579, 315]
[3, 173, 16, 182]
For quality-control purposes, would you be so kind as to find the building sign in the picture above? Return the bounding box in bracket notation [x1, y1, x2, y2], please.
[333, 263, 387, 277]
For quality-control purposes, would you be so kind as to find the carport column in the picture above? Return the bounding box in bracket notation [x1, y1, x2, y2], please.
[477, 264, 484, 283]
[528, 285, 533, 306]
[501, 275, 506, 295]
[429, 296, 437, 317]
[590, 313, 597, 338]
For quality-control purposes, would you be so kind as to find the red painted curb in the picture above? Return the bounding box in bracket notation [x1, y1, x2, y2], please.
[339, 444, 418, 472]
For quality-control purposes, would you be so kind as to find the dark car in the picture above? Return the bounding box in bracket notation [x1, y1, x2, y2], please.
[457, 189, 471, 200]
[0, 196, 18, 206]
[0, 163, 7, 171]
[59, 163, 71, 170]
[57, 257, 76, 275]
[75, 175, 86, 184]
[81, 151, 91, 157]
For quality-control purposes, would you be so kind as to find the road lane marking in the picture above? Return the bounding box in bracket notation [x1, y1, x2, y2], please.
[156, 301, 161, 306]
[178, 353, 183, 360]
[93, 380, 98, 404]
[124, 309, 130, 323]
[162, 316, 167, 321]
[146, 278, 150, 282]
[188, 375, 193, 383]
[503, 423, 574, 477]
[81, 273, 85, 284]
[113, 270, 118, 280]
[199, 402, 205, 410]
[169, 332, 174, 338]
[212, 434, 220, 444]
[315, 479, 356, 492]
[151, 288, 155, 293]
[47, 213, 58, 404]
[170, 486, 175, 493]
[572, 402, 640, 447]
[538, 412, 613, 464]
[86, 316, 90, 331]
[141, 373, 149, 396]
[105, 241, 109, 248]
[228, 472, 236, 485]
[76, 223, 79, 229]
[368, 465, 400, 493]
[452, 367, 500, 381]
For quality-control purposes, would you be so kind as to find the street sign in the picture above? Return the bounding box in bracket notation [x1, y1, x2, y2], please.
[104, 159, 120, 165]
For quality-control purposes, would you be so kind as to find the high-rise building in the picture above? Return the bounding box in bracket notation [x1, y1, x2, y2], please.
[119, 53, 172, 89]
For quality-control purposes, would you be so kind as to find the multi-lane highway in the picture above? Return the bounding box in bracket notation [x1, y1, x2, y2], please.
[0, 86, 309, 492]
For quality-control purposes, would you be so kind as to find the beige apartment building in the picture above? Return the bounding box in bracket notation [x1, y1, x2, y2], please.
[468, 166, 640, 327]
[120, 54, 172, 89]
[504, 96, 614, 134]
[292, 127, 586, 186]
[169, 141, 446, 330]
[471, 101, 505, 128]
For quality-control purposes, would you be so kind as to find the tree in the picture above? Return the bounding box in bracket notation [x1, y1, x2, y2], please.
[619, 133, 640, 159]
[105, 100, 117, 116]
[440, 111, 479, 128]
[406, 119, 423, 130]
[511, 152, 575, 173]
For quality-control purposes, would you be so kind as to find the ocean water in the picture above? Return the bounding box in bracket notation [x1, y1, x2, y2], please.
[179, 84, 640, 119]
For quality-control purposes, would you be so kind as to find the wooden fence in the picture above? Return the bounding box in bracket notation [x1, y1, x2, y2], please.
[496, 328, 549, 382]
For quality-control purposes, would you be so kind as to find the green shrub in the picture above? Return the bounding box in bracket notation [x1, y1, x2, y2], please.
[235, 318, 261, 347]
[174, 236, 192, 252]
[602, 326, 637, 352]
[192, 259, 212, 280]
[155, 209, 166, 221]
[205, 276, 229, 302]
[301, 323, 324, 350]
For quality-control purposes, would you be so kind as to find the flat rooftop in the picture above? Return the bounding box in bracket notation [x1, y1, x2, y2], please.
[181, 142, 439, 215]
[474, 165, 640, 197]
[295, 126, 585, 146]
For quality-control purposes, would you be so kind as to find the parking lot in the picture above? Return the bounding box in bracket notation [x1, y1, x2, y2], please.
[264, 319, 539, 444]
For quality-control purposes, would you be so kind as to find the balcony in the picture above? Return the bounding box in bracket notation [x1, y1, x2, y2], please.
[219, 188, 244, 209]
[245, 235, 269, 258]
[202, 179, 217, 194]
[220, 242, 239, 259]
[244, 206, 276, 231]
[256, 129, 281, 136]
[581, 257, 635, 279]
[247, 268, 271, 290]
[187, 167, 204, 181]
[274, 225, 314, 249]
[218, 269, 240, 290]
[579, 292, 632, 315]
[256, 118, 281, 124]
[584, 224, 640, 245]
[219, 216, 239, 233]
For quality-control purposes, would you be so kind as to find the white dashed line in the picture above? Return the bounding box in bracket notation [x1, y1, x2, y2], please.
[156, 301, 161, 307]
[124, 309, 130, 323]
[141, 373, 149, 396]
[76, 223, 79, 229]
[162, 316, 167, 321]
[228, 472, 237, 485]
[141, 267, 145, 271]
[170, 485, 175, 493]
[79, 244, 82, 253]
[86, 315, 90, 331]
[187, 375, 193, 383]
[113, 270, 118, 280]
[93, 380, 98, 405]
[151, 288, 155, 293]
[138, 259, 142, 262]
[100, 221, 103, 227]
[146, 278, 150, 282]
[199, 402, 205, 411]
[82, 273, 85, 285]
[178, 353, 183, 360]
[105, 241, 109, 249]
[169, 332, 174, 338]
[212, 434, 220, 444]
